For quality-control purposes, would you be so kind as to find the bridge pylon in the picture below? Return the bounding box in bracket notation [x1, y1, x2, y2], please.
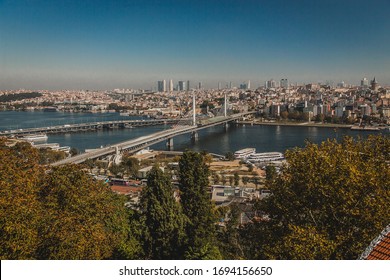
[166, 137, 174, 150]
[192, 91, 196, 126]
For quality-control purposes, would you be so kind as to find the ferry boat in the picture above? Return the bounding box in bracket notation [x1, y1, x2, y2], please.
[247, 152, 284, 163]
[21, 134, 48, 142]
[234, 148, 256, 159]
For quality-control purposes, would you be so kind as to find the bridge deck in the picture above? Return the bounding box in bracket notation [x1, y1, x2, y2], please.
[50, 112, 255, 166]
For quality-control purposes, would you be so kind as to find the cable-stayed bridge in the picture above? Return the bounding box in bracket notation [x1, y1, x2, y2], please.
[51, 111, 254, 166]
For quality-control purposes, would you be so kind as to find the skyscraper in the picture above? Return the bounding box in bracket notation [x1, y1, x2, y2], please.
[266, 79, 276, 89]
[187, 80, 190, 92]
[157, 80, 166, 92]
[280, 78, 289, 89]
[361, 77, 369, 88]
[169, 79, 174, 92]
[198, 82, 202, 89]
[178, 81, 185, 91]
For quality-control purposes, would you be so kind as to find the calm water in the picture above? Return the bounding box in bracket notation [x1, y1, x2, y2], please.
[0, 111, 387, 154]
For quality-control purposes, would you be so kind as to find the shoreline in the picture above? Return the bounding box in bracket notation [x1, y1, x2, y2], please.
[237, 121, 354, 129]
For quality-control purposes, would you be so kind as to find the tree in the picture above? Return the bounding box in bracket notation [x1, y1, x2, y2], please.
[242, 176, 249, 186]
[0, 141, 43, 259]
[217, 204, 245, 259]
[140, 166, 185, 259]
[0, 140, 135, 260]
[213, 173, 220, 184]
[179, 151, 221, 259]
[265, 165, 277, 183]
[69, 147, 79, 156]
[36, 165, 129, 259]
[109, 163, 124, 177]
[225, 152, 235, 161]
[221, 175, 227, 185]
[234, 172, 240, 186]
[229, 176, 234, 186]
[121, 156, 139, 177]
[241, 135, 390, 259]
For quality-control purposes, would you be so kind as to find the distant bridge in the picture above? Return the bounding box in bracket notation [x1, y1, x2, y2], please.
[0, 118, 186, 137]
[51, 111, 255, 166]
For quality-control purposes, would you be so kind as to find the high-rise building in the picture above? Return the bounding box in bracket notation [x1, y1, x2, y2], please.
[157, 80, 166, 92]
[198, 82, 202, 89]
[266, 79, 276, 89]
[361, 77, 369, 88]
[186, 80, 190, 92]
[229, 82, 233, 89]
[178, 81, 185, 91]
[280, 78, 289, 89]
[247, 80, 250, 90]
[169, 79, 174, 92]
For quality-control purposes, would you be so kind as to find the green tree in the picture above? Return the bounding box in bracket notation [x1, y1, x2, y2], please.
[0, 141, 43, 259]
[229, 176, 234, 186]
[121, 156, 139, 177]
[265, 165, 277, 183]
[38, 148, 67, 164]
[225, 152, 235, 161]
[109, 163, 124, 177]
[217, 204, 245, 259]
[221, 174, 227, 185]
[140, 166, 185, 259]
[242, 176, 249, 186]
[234, 172, 240, 186]
[213, 173, 220, 184]
[36, 165, 129, 259]
[179, 151, 221, 259]
[241, 135, 390, 259]
[69, 147, 79, 156]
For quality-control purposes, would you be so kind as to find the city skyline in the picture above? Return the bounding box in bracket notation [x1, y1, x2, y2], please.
[1, 0, 390, 90]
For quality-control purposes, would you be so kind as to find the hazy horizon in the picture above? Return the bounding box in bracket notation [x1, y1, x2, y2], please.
[1, 0, 389, 90]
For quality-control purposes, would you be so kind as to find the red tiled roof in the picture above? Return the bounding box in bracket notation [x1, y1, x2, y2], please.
[360, 225, 390, 260]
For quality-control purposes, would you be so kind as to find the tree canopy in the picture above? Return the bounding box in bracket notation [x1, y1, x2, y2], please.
[179, 151, 221, 259]
[241, 135, 390, 259]
[140, 165, 185, 259]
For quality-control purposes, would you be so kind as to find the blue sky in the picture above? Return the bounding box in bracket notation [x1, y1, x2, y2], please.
[0, 0, 389, 90]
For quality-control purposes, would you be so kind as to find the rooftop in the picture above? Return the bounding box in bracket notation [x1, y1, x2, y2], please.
[360, 224, 390, 260]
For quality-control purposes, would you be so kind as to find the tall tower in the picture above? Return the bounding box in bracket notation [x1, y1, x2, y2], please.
[178, 81, 185, 91]
[247, 80, 251, 90]
[157, 80, 166, 92]
[169, 79, 174, 92]
[371, 77, 379, 91]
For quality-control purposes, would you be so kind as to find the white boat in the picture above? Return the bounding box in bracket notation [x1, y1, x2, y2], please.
[247, 152, 284, 163]
[21, 134, 48, 142]
[234, 148, 256, 159]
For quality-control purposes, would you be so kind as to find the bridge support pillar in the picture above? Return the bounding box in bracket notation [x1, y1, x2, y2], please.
[224, 122, 229, 131]
[166, 138, 174, 149]
[191, 131, 198, 142]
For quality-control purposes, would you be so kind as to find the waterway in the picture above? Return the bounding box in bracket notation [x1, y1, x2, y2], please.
[0, 111, 388, 154]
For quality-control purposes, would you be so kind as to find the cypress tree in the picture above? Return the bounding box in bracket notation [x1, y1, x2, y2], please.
[140, 165, 185, 259]
[178, 151, 221, 259]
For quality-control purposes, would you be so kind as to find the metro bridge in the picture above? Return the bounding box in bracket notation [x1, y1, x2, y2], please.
[51, 111, 255, 166]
